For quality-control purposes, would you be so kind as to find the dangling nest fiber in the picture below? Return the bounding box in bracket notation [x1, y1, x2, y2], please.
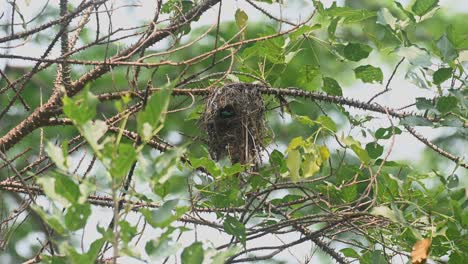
[201, 83, 266, 166]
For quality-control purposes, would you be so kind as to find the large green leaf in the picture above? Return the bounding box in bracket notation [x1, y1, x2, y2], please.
[411, 0, 439, 16]
[137, 87, 172, 142]
[354, 65, 383, 83]
[223, 216, 246, 247]
[322, 77, 343, 96]
[344, 43, 372, 62]
[181, 242, 204, 264]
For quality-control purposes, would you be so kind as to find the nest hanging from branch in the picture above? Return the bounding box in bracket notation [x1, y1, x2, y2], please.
[201, 83, 266, 166]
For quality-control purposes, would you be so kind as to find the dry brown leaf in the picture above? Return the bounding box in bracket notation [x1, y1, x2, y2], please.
[411, 238, 432, 264]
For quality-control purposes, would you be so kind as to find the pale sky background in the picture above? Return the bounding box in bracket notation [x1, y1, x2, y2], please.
[0, 0, 467, 263]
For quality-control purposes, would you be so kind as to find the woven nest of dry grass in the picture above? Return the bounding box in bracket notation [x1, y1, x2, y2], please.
[201, 83, 266, 166]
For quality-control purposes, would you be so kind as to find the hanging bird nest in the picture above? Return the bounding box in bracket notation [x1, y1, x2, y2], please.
[201, 83, 266, 166]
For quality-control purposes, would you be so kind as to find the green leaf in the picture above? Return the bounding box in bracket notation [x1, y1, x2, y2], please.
[223, 163, 246, 176]
[31, 205, 67, 235]
[302, 154, 320, 178]
[223, 216, 246, 247]
[137, 87, 172, 141]
[317, 115, 337, 132]
[436, 96, 458, 113]
[328, 18, 340, 40]
[415, 97, 434, 110]
[190, 156, 222, 177]
[342, 136, 370, 163]
[211, 247, 240, 264]
[119, 220, 138, 243]
[411, 0, 438, 16]
[399, 116, 433, 126]
[433, 67, 452, 85]
[290, 24, 321, 41]
[108, 143, 137, 182]
[81, 120, 108, 151]
[375, 127, 402, 139]
[326, 6, 376, 23]
[64, 203, 91, 231]
[371, 205, 397, 222]
[365, 142, 384, 159]
[354, 65, 383, 83]
[342, 184, 357, 202]
[343, 43, 372, 62]
[45, 142, 68, 171]
[299, 64, 320, 85]
[376, 8, 397, 28]
[286, 149, 301, 181]
[54, 173, 80, 204]
[437, 35, 458, 62]
[141, 199, 188, 228]
[181, 242, 204, 264]
[397, 46, 431, 67]
[287, 136, 305, 152]
[235, 9, 248, 30]
[62, 87, 99, 125]
[322, 77, 342, 96]
[351, 144, 371, 163]
[395, 1, 416, 22]
[340, 248, 360, 258]
[145, 227, 178, 259]
[447, 24, 468, 50]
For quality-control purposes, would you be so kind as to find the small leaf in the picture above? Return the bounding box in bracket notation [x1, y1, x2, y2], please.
[109, 143, 137, 182]
[31, 205, 67, 235]
[290, 24, 321, 41]
[141, 199, 187, 228]
[211, 247, 240, 264]
[437, 35, 457, 62]
[399, 116, 433, 126]
[354, 65, 383, 83]
[317, 115, 337, 132]
[64, 203, 91, 231]
[81, 120, 108, 151]
[366, 142, 384, 159]
[340, 248, 360, 258]
[433, 67, 452, 85]
[54, 173, 80, 204]
[326, 6, 376, 23]
[181, 242, 204, 264]
[397, 46, 432, 67]
[343, 43, 372, 62]
[415, 98, 434, 110]
[436, 96, 458, 113]
[371, 205, 397, 222]
[328, 18, 340, 40]
[319, 146, 330, 161]
[411, 0, 438, 16]
[351, 144, 370, 163]
[62, 87, 99, 125]
[137, 87, 172, 141]
[45, 142, 68, 171]
[322, 77, 342, 96]
[375, 127, 402, 139]
[287, 137, 305, 152]
[235, 9, 248, 29]
[223, 216, 246, 247]
[395, 1, 416, 22]
[302, 154, 320, 178]
[376, 8, 397, 28]
[411, 239, 432, 264]
[286, 149, 301, 181]
[190, 156, 222, 177]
